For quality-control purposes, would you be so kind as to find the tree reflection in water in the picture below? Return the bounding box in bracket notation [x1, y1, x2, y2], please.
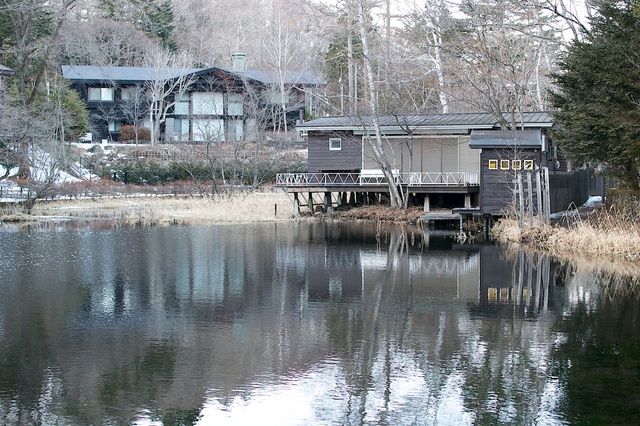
[0, 223, 639, 425]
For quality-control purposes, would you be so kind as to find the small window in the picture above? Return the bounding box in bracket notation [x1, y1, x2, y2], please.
[500, 159, 510, 170]
[329, 138, 342, 150]
[524, 160, 534, 170]
[108, 120, 121, 132]
[121, 88, 131, 100]
[512, 160, 522, 170]
[488, 159, 498, 170]
[88, 87, 114, 101]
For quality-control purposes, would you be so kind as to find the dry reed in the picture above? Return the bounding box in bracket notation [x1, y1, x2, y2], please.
[3, 189, 295, 226]
[492, 207, 640, 264]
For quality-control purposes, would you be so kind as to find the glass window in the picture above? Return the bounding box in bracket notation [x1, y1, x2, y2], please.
[488, 159, 498, 170]
[512, 160, 522, 170]
[329, 138, 342, 150]
[192, 92, 224, 115]
[228, 93, 243, 116]
[173, 118, 189, 140]
[108, 120, 121, 132]
[227, 119, 244, 142]
[175, 93, 190, 115]
[88, 87, 101, 101]
[88, 87, 114, 101]
[101, 87, 113, 101]
[121, 88, 131, 100]
[500, 159, 510, 170]
[193, 118, 225, 142]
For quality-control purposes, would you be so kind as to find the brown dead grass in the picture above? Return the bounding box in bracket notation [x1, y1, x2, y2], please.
[492, 208, 640, 264]
[321, 205, 425, 224]
[12, 190, 295, 226]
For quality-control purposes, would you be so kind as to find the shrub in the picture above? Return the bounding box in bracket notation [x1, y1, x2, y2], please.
[119, 125, 151, 142]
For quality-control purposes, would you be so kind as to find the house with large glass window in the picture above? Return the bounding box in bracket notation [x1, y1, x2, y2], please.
[61, 57, 325, 143]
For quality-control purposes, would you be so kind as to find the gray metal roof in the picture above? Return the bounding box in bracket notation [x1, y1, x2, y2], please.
[62, 64, 325, 86]
[241, 69, 326, 86]
[61, 65, 204, 83]
[468, 129, 544, 148]
[297, 112, 553, 134]
[0, 64, 14, 75]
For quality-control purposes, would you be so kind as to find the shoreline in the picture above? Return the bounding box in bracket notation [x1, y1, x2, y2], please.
[5, 193, 640, 275]
[0, 190, 298, 227]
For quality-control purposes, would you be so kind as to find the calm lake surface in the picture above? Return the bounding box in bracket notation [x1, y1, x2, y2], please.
[0, 221, 639, 425]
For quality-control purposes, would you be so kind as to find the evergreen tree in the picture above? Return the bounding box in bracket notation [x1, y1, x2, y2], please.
[98, 0, 177, 51]
[551, 0, 640, 189]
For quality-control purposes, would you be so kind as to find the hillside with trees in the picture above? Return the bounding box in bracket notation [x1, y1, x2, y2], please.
[0, 0, 611, 209]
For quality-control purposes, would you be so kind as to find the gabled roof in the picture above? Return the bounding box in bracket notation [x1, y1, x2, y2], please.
[61, 65, 205, 84]
[61, 64, 326, 87]
[240, 69, 326, 86]
[297, 112, 553, 135]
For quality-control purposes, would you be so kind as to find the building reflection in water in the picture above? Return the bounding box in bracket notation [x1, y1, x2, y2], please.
[0, 222, 605, 425]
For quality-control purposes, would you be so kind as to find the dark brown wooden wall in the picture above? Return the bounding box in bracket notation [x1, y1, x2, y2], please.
[479, 148, 543, 216]
[480, 148, 592, 216]
[307, 131, 362, 173]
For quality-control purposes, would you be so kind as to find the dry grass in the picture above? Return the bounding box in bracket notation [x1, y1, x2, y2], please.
[3, 189, 295, 226]
[492, 208, 640, 264]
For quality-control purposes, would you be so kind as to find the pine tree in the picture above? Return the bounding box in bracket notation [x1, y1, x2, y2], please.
[551, 0, 640, 189]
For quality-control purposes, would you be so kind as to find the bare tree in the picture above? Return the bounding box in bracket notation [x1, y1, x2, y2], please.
[395, 0, 453, 113]
[355, 0, 404, 208]
[59, 18, 154, 66]
[143, 47, 196, 145]
[541, 0, 595, 41]
[445, 0, 559, 128]
[119, 84, 149, 143]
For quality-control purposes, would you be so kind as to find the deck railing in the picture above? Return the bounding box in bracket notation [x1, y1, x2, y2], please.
[276, 172, 479, 187]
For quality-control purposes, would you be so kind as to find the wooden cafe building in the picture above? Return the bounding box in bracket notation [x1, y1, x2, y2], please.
[276, 112, 591, 223]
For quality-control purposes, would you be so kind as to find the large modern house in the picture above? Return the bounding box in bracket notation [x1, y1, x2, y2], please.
[276, 112, 592, 220]
[61, 54, 326, 143]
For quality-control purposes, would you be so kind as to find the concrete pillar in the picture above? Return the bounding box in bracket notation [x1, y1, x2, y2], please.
[423, 195, 431, 212]
[293, 193, 300, 215]
[308, 193, 314, 214]
[465, 194, 472, 208]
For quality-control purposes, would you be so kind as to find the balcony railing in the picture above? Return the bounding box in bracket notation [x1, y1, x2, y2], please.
[276, 172, 479, 187]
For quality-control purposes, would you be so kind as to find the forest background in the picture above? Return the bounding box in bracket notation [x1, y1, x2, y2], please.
[0, 0, 609, 212]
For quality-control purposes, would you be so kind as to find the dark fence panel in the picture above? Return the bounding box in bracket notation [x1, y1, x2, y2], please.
[548, 169, 599, 212]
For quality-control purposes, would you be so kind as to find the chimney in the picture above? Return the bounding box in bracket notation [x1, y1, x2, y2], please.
[231, 53, 246, 72]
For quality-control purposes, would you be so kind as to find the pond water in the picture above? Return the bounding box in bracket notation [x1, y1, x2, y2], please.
[0, 221, 639, 425]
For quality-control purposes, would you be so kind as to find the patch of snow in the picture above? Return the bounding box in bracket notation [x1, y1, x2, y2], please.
[550, 195, 603, 219]
[0, 165, 19, 178]
[583, 195, 602, 208]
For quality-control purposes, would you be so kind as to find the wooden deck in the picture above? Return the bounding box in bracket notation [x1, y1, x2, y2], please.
[276, 172, 480, 215]
[276, 172, 479, 189]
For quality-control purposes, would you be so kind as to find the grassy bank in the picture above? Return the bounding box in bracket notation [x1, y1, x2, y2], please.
[491, 208, 640, 263]
[1, 189, 295, 227]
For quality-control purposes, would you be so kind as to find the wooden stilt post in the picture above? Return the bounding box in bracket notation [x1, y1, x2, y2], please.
[527, 172, 534, 227]
[517, 173, 525, 233]
[536, 171, 543, 226]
